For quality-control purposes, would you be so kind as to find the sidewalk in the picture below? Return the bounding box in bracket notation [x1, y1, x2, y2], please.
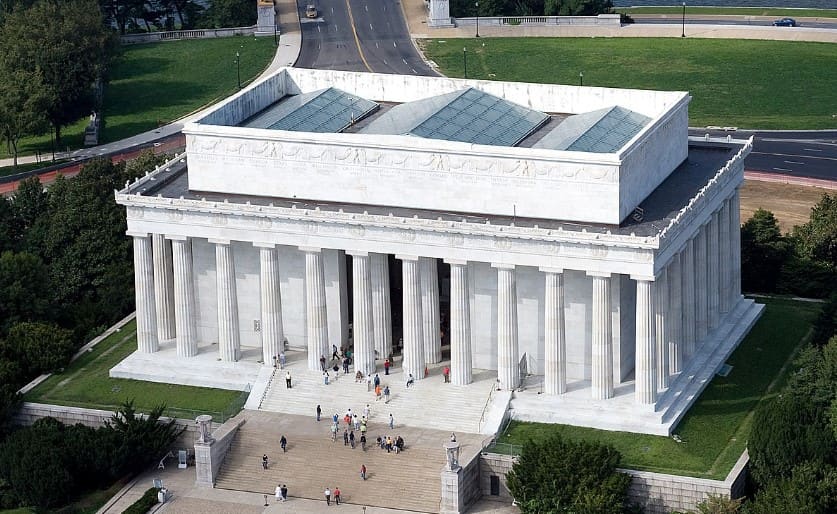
[401, 0, 837, 43]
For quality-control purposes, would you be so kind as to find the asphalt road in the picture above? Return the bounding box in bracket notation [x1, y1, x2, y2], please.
[636, 17, 837, 29]
[295, 0, 436, 75]
[295, 2, 836, 182]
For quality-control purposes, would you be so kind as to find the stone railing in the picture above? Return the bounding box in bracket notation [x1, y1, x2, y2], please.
[455, 14, 621, 27]
[121, 26, 256, 45]
[195, 415, 247, 487]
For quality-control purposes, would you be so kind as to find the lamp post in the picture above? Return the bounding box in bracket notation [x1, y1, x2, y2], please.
[463, 47, 468, 79]
[681, 2, 686, 37]
[235, 51, 241, 89]
[475, 1, 480, 38]
[579, 71, 583, 86]
[273, 0, 278, 45]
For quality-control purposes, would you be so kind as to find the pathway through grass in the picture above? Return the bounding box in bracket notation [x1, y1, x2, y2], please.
[25, 319, 246, 421]
[421, 38, 837, 130]
[497, 297, 819, 478]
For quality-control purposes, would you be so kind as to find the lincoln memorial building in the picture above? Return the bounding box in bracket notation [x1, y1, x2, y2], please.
[114, 68, 762, 435]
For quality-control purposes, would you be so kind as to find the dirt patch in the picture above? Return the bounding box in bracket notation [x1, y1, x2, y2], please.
[740, 180, 829, 233]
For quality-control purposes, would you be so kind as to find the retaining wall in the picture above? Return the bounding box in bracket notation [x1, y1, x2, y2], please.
[121, 26, 256, 44]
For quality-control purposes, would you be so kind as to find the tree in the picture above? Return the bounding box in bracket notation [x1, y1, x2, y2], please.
[744, 462, 837, 514]
[11, 176, 49, 234]
[793, 193, 837, 267]
[740, 209, 790, 293]
[2, 321, 75, 375]
[0, 68, 49, 170]
[104, 400, 184, 476]
[693, 494, 742, 514]
[0, 195, 21, 253]
[197, 0, 256, 28]
[0, 251, 50, 334]
[812, 295, 837, 347]
[506, 433, 632, 513]
[748, 394, 835, 488]
[0, 0, 119, 145]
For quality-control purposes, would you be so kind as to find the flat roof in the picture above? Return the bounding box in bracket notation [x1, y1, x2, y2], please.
[131, 142, 741, 239]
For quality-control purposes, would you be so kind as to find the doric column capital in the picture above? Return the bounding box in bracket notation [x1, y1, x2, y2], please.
[395, 254, 420, 262]
[166, 234, 189, 242]
[630, 274, 656, 282]
[444, 259, 469, 266]
[491, 263, 516, 270]
[299, 246, 323, 253]
[346, 250, 370, 258]
[586, 270, 611, 278]
[208, 238, 231, 246]
[538, 266, 564, 274]
[127, 230, 151, 238]
[253, 242, 277, 249]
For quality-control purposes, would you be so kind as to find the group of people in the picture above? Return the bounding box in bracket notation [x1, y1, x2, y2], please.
[375, 434, 405, 454]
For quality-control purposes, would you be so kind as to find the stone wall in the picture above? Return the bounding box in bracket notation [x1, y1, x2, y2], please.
[454, 14, 622, 27]
[121, 26, 255, 44]
[195, 416, 246, 487]
[14, 402, 215, 452]
[478, 451, 750, 513]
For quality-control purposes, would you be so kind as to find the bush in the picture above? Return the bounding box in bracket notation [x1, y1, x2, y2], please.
[2, 321, 75, 375]
[123, 487, 160, 514]
[812, 295, 837, 347]
[104, 400, 184, 477]
[692, 494, 742, 514]
[744, 462, 837, 514]
[506, 433, 632, 513]
[748, 395, 835, 488]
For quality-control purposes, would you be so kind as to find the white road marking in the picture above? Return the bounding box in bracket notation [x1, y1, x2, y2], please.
[370, 23, 373, 30]
[365, 5, 368, 11]
[393, 41, 397, 47]
[751, 151, 837, 162]
[412, 68, 418, 74]
[803, 148, 822, 152]
[375, 42, 379, 48]
[772, 167, 792, 172]
[784, 161, 805, 165]
[402, 58, 408, 65]
[318, 25, 321, 33]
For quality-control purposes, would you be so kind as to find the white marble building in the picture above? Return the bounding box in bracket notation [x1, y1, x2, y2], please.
[115, 68, 762, 434]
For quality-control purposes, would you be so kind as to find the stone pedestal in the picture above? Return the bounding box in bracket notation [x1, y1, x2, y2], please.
[256, 0, 276, 35]
[428, 0, 455, 27]
[440, 441, 465, 514]
[194, 440, 214, 488]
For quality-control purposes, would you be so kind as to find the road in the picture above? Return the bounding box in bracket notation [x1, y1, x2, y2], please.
[295, 0, 435, 75]
[634, 16, 837, 29]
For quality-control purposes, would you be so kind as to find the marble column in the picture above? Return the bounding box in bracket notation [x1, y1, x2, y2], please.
[152, 234, 175, 341]
[420, 257, 442, 364]
[132, 233, 159, 353]
[695, 225, 709, 343]
[730, 189, 742, 300]
[719, 199, 732, 314]
[633, 276, 656, 404]
[668, 254, 683, 375]
[542, 268, 566, 395]
[370, 253, 393, 361]
[589, 272, 613, 400]
[655, 266, 669, 390]
[681, 239, 697, 359]
[214, 240, 240, 362]
[256, 243, 284, 366]
[495, 264, 520, 391]
[302, 247, 329, 372]
[399, 255, 425, 381]
[707, 212, 721, 330]
[349, 252, 375, 375]
[170, 237, 198, 357]
[448, 260, 472, 385]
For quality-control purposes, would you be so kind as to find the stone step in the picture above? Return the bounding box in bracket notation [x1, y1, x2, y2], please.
[214, 420, 444, 513]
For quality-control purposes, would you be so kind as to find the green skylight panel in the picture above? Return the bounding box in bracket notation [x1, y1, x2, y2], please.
[243, 87, 378, 133]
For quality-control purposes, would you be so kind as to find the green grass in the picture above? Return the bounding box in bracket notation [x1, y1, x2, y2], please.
[25, 319, 247, 421]
[496, 297, 819, 479]
[422, 38, 837, 130]
[3, 36, 277, 158]
[620, 7, 837, 18]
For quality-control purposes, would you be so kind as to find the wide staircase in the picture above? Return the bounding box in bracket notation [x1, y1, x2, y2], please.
[214, 412, 445, 512]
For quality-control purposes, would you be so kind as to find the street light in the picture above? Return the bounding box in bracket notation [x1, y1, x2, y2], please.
[463, 47, 468, 79]
[579, 71, 583, 86]
[235, 51, 241, 89]
[475, 1, 480, 38]
[681, 2, 686, 38]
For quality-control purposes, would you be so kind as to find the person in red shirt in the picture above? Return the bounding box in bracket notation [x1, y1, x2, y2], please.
[360, 464, 367, 480]
[384, 359, 390, 375]
[443, 366, 450, 383]
[334, 487, 341, 505]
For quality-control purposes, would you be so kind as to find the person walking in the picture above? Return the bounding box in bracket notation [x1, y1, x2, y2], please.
[279, 351, 286, 369]
[374, 373, 381, 388]
[360, 433, 367, 451]
[324, 487, 331, 506]
[333, 412, 339, 424]
[332, 344, 339, 361]
[366, 374, 372, 392]
[363, 404, 370, 419]
[343, 428, 349, 446]
[406, 374, 414, 388]
[323, 370, 330, 385]
[331, 422, 338, 442]
[384, 358, 390, 375]
[280, 435, 287, 453]
[360, 464, 367, 480]
[262, 454, 269, 469]
[389, 413, 394, 429]
[285, 371, 292, 388]
[275, 484, 283, 502]
[353, 414, 360, 431]
[317, 404, 322, 421]
[320, 354, 327, 371]
[349, 430, 355, 449]
[374, 384, 382, 401]
[383, 385, 390, 403]
[443, 366, 450, 383]
[281, 484, 288, 501]
[334, 486, 341, 505]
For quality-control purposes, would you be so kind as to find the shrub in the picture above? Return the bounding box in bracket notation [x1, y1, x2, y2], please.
[506, 433, 631, 513]
[744, 462, 837, 514]
[104, 400, 184, 477]
[748, 395, 835, 488]
[693, 494, 742, 513]
[123, 487, 160, 514]
[2, 321, 75, 375]
[812, 294, 837, 347]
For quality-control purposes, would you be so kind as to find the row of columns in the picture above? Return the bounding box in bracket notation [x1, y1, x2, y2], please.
[130, 190, 742, 399]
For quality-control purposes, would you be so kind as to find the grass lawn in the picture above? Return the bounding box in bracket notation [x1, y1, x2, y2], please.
[421, 38, 837, 130]
[619, 7, 837, 18]
[3, 36, 276, 158]
[496, 297, 819, 479]
[25, 319, 246, 421]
